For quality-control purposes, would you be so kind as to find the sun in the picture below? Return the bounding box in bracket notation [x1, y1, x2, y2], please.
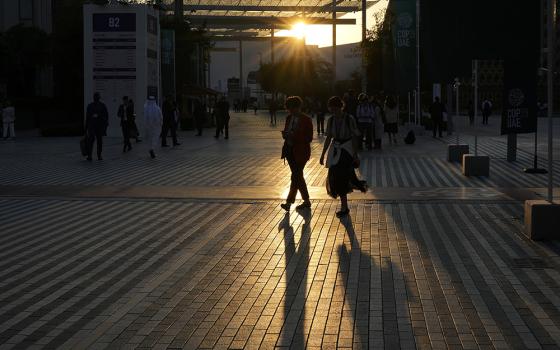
[291, 22, 306, 39]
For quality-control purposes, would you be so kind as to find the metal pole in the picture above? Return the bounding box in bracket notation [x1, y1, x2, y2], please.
[332, 0, 337, 92]
[239, 40, 243, 100]
[271, 25, 275, 64]
[361, 0, 367, 93]
[408, 91, 411, 124]
[416, 0, 421, 125]
[456, 79, 459, 145]
[547, 0, 555, 203]
[474, 60, 478, 155]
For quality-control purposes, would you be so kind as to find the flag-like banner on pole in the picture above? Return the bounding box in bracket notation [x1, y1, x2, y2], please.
[391, 0, 416, 94]
[500, 60, 537, 135]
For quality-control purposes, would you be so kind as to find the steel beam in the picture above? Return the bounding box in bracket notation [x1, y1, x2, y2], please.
[183, 5, 360, 13]
[186, 15, 356, 28]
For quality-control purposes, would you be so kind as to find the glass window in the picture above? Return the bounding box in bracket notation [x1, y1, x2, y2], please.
[19, 0, 33, 21]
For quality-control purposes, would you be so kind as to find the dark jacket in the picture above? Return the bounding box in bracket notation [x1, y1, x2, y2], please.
[429, 101, 444, 120]
[284, 113, 313, 165]
[86, 101, 108, 133]
[215, 100, 230, 121]
[162, 100, 176, 125]
[117, 103, 134, 126]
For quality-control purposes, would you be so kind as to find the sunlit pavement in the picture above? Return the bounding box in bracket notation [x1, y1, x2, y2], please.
[0, 112, 559, 349]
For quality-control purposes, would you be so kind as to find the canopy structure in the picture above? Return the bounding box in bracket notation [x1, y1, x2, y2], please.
[158, 0, 381, 92]
[160, 0, 381, 38]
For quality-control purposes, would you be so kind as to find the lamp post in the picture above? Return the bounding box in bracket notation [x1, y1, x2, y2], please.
[416, 0, 421, 125]
[453, 77, 460, 145]
[546, 0, 555, 203]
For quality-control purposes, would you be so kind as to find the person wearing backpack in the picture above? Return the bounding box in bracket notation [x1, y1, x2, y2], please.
[356, 93, 375, 150]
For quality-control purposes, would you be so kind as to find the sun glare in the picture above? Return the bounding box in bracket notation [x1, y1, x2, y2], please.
[291, 22, 306, 39]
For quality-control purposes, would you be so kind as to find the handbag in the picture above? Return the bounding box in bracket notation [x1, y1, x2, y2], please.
[80, 136, 88, 156]
[280, 141, 289, 160]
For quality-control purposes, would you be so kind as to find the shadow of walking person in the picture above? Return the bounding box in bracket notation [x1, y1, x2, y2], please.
[277, 209, 312, 349]
[336, 213, 410, 349]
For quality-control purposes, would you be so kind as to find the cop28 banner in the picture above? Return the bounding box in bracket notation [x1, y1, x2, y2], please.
[500, 60, 537, 135]
[391, 0, 416, 94]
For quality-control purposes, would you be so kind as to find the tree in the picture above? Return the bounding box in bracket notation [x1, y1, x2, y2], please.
[256, 54, 333, 101]
[0, 24, 51, 97]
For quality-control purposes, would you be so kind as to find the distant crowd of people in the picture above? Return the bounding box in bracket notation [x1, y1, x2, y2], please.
[84, 93, 182, 161]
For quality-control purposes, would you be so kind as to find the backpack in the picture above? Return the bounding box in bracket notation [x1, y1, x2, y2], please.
[404, 130, 416, 145]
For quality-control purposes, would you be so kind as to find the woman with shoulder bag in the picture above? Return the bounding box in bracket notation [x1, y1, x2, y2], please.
[280, 96, 313, 211]
[320, 96, 368, 218]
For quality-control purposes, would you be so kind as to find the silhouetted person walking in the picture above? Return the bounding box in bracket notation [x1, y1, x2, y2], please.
[214, 96, 230, 139]
[144, 96, 162, 159]
[468, 100, 474, 126]
[162, 96, 180, 146]
[194, 99, 205, 136]
[269, 99, 277, 125]
[430, 97, 444, 138]
[320, 96, 366, 218]
[280, 96, 313, 211]
[2, 100, 15, 140]
[482, 99, 492, 125]
[384, 95, 399, 144]
[85, 92, 108, 161]
[117, 96, 133, 152]
[356, 93, 374, 150]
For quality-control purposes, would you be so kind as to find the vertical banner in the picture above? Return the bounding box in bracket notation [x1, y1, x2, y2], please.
[391, 0, 416, 94]
[146, 14, 159, 100]
[161, 29, 176, 99]
[501, 60, 537, 135]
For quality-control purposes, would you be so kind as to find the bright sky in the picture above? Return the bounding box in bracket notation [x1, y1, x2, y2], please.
[275, 0, 389, 47]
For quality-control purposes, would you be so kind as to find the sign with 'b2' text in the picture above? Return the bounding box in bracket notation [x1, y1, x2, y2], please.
[501, 60, 537, 135]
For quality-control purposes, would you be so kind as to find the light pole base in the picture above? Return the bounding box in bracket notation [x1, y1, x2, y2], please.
[462, 154, 490, 177]
[523, 168, 548, 174]
[448, 144, 469, 163]
[524, 200, 560, 240]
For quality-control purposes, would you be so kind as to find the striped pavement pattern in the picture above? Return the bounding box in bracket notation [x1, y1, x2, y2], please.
[2, 198, 560, 349]
[1, 144, 558, 190]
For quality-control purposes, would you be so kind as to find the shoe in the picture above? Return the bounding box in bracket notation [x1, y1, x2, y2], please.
[127, 145, 132, 151]
[123, 146, 127, 153]
[336, 208, 350, 218]
[173, 142, 181, 146]
[162, 144, 169, 147]
[136, 139, 142, 143]
[296, 201, 311, 210]
[280, 203, 291, 211]
[150, 150, 156, 159]
[225, 136, 229, 139]
[98, 156, 103, 160]
[214, 135, 219, 138]
[87, 156, 92, 162]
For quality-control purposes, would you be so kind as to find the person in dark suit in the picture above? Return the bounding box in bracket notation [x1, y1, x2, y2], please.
[85, 92, 108, 161]
[161, 95, 179, 147]
[280, 96, 313, 211]
[117, 96, 132, 152]
[429, 97, 445, 138]
[214, 96, 230, 139]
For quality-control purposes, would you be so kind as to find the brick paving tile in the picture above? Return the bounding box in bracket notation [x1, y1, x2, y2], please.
[1, 113, 560, 349]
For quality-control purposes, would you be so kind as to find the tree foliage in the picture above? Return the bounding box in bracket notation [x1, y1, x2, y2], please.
[256, 54, 333, 101]
[0, 24, 51, 97]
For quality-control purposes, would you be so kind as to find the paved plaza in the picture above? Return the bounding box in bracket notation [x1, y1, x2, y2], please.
[1, 112, 560, 349]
